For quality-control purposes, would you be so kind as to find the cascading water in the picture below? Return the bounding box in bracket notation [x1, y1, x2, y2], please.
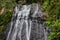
[6, 4, 50, 40]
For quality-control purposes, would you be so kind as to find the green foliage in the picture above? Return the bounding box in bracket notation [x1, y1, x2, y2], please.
[49, 32, 60, 40]
[0, 0, 15, 32]
[0, 11, 13, 32]
[42, 0, 60, 40]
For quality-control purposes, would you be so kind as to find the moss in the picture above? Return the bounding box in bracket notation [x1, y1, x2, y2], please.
[0, 11, 13, 32]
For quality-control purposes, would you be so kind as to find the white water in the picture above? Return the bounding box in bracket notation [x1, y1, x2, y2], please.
[6, 4, 50, 40]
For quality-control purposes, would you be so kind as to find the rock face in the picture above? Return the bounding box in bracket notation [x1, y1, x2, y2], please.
[6, 3, 50, 40]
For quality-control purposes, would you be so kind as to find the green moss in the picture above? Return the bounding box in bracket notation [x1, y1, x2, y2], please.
[0, 11, 13, 32]
[42, 0, 60, 40]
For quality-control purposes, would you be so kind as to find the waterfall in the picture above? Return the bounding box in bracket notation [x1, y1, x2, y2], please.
[6, 3, 50, 40]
